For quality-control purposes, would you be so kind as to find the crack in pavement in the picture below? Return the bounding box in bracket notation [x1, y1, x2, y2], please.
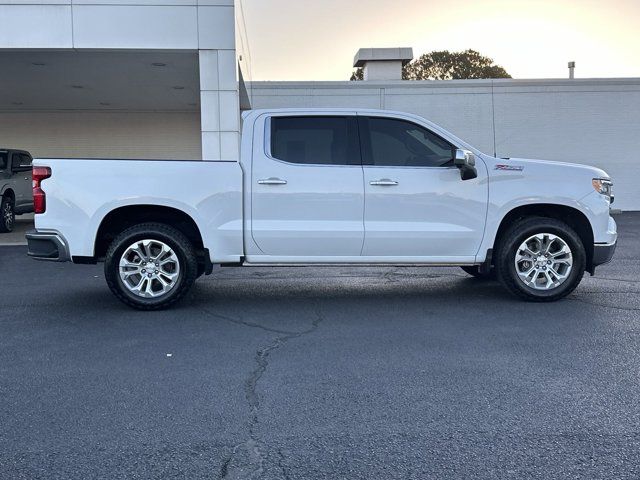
[202, 306, 324, 479]
[276, 448, 292, 480]
[201, 309, 296, 335]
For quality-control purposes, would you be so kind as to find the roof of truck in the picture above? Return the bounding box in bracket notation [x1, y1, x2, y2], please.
[0, 149, 30, 154]
[243, 107, 409, 117]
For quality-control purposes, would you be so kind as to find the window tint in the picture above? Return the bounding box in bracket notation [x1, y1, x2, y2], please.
[271, 116, 357, 165]
[363, 117, 455, 167]
[0, 152, 7, 170]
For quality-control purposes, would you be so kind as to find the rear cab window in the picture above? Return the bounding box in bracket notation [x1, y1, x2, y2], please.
[19, 154, 32, 168]
[9, 152, 32, 171]
[270, 116, 360, 166]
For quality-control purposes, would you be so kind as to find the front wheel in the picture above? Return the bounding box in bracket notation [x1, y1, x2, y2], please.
[495, 217, 586, 302]
[104, 223, 198, 310]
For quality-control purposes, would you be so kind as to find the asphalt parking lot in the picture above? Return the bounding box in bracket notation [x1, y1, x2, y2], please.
[1, 213, 639, 479]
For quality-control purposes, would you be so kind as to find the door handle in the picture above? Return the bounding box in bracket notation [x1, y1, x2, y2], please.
[370, 179, 399, 186]
[258, 178, 287, 185]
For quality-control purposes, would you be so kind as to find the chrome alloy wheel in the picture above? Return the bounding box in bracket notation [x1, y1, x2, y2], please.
[514, 233, 573, 291]
[119, 239, 180, 298]
[3, 201, 13, 230]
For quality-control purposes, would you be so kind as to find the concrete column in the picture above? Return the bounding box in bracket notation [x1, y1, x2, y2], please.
[199, 48, 240, 160]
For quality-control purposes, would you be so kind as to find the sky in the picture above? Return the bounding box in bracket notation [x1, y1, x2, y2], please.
[238, 0, 640, 81]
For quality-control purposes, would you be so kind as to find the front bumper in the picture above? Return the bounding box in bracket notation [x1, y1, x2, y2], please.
[592, 241, 617, 268]
[26, 230, 70, 262]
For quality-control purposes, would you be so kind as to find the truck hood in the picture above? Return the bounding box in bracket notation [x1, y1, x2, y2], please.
[493, 157, 610, 180]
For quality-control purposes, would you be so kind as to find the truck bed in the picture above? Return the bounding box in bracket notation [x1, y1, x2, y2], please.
[33, 158, 244, 263]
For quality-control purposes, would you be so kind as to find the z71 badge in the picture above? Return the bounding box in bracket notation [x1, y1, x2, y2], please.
[495, 164, 525, 171]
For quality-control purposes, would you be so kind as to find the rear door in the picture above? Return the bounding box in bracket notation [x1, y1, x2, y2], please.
[250, 114, 365, 258]
[359, 115, 488, 260]
[10, 152, 32, 211]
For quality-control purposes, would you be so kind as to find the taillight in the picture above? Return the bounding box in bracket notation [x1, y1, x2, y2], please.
[32, 166, 51, 214]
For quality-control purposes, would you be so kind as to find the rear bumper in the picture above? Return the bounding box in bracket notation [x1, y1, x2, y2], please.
[25, 230, 70, 262]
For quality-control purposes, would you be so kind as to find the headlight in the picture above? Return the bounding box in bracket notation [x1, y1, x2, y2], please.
[592, 178, 614, 203]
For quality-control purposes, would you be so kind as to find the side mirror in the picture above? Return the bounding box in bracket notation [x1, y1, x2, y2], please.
[454, 149, 478, 181]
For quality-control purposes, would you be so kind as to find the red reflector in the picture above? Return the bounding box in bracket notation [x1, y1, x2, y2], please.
[32, 166, 51, 214]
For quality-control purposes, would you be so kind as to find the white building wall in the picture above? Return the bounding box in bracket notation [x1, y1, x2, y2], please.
[0, 112, 201, 160]
[249, 78, 640, 211]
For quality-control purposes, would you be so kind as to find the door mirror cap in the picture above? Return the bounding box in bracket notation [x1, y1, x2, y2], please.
[454, 149, 478, 181]
[455, 149, 476, 167]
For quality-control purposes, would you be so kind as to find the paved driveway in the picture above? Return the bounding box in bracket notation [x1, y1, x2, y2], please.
[1, 214, 639, 479]
[0, 213, 33, 245]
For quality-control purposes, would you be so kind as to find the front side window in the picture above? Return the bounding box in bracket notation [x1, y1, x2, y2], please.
[0, 152, 7, 170]
[363, 117, 455, 167]
[270, 116, 358, 166]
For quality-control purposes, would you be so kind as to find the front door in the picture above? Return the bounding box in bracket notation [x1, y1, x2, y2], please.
[251, 114, 365, 258]
[359, 116, 488, 260]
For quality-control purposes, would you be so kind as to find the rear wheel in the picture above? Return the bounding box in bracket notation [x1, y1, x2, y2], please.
[0, 196, 15, 233]
[104, 223, 198, 310]
[495, 217, 586, 302]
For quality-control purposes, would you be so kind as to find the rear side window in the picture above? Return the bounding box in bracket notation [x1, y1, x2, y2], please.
[0, 152, 7, 170]
[18, 154, 32, 168]
[362, 117, 455, 168]
[270, 116, 359, 166]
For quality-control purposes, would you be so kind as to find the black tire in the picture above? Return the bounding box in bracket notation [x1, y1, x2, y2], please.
[104, 223, 198, 310]
[460, 265, 497, 280]
[495, 216, 586, 302]
[0, 195, 15, 233]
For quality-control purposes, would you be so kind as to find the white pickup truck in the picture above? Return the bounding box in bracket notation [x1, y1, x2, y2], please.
[26, 109, 617, 310]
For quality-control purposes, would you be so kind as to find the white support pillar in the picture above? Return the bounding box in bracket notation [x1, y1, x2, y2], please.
[199, 48, 240, 161]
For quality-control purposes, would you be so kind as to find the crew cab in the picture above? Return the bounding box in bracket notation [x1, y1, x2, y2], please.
[26, 109, 617, 309]
[0, 149, 34, 232]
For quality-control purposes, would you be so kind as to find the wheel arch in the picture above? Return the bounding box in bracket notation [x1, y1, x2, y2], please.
[1, 188, 15, 201]
[94, 205, 205, 261]
[492, 203, 595, 269]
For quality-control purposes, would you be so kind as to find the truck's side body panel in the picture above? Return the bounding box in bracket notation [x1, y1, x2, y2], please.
[33, 159, 244, 263]
[476, 155, 617, 262]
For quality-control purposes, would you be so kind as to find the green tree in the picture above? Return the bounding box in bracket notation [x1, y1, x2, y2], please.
[350, 68, 364, 81]
[350, 49, 511, 81]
